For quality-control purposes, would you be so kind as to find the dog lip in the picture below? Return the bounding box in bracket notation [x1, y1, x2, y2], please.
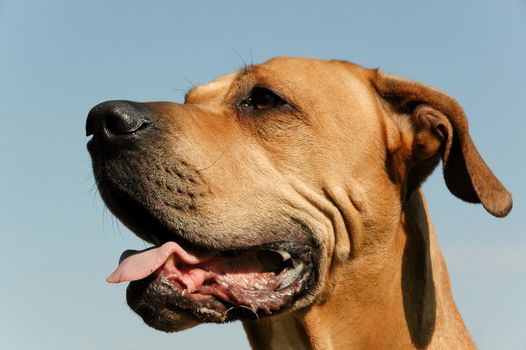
[126, 243, 316, 323]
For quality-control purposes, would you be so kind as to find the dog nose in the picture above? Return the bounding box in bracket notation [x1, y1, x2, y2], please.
[86, 100, 152, 138]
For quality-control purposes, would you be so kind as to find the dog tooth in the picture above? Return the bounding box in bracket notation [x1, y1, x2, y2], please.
[272, 250, 292, 262]
[165, 255, 175, 266]
[277, 262, 304, 291]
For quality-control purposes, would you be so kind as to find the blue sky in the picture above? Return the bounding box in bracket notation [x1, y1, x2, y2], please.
[0, 0, 524, 349]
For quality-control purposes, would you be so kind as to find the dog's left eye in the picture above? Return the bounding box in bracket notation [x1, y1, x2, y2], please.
[239, 87, 286, 111]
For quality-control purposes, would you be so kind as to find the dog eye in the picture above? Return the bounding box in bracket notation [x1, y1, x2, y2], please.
[239, 87, 286, 110]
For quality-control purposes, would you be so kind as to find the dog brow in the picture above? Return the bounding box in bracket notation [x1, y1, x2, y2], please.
[233, 64, 256, 85]
[184, 87, 197, 102]
[184, 67, 256, 103]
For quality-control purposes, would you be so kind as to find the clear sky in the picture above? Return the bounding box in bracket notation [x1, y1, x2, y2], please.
[1, 0, 525, 349]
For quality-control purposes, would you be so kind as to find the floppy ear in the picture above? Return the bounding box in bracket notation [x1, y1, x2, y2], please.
[372, 70, 512, 217]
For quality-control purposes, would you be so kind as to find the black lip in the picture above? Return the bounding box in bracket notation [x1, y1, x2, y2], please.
[126, 251, 317, 327]
[123, 234, 318, 324]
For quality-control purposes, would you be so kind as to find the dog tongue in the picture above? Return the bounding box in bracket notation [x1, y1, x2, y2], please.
[107, 241, 299, 313]
[106, 241, 213, 284]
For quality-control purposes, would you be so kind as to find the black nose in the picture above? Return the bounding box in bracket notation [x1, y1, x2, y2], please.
[86, 100, 152, 138]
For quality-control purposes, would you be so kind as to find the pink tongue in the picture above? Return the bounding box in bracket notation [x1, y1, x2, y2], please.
[106, 241, 213, 284]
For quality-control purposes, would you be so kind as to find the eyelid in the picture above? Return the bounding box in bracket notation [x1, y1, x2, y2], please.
[238, 86, 288, 110]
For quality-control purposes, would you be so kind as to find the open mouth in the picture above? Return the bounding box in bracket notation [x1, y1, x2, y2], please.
[101, 180, 317, 325]
[110, 240, 314, 317]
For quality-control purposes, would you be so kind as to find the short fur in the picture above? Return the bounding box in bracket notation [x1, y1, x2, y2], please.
[88, 57, 512, 349]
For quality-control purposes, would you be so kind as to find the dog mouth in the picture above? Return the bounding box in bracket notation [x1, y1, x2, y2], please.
[101, 180, 316, 329]
[111, 240, 313, 318]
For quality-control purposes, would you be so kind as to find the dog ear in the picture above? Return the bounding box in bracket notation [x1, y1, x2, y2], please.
[372, 70, 512, 217]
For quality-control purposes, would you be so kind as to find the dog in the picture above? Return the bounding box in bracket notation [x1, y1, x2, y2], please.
[86, 57, 512, 349]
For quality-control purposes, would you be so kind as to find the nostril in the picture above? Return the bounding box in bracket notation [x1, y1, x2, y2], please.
[106, 106, 152, 135]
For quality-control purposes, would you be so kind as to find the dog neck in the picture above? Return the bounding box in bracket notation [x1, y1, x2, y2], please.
[243, 191, 475, 350]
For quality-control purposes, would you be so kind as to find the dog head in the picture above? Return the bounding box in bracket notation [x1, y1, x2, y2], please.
[87, 57, 511, 332]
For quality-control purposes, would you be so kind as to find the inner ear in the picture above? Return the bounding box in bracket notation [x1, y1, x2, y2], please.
[412, 105, 451, 162]
[405, 104, 452, 193]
